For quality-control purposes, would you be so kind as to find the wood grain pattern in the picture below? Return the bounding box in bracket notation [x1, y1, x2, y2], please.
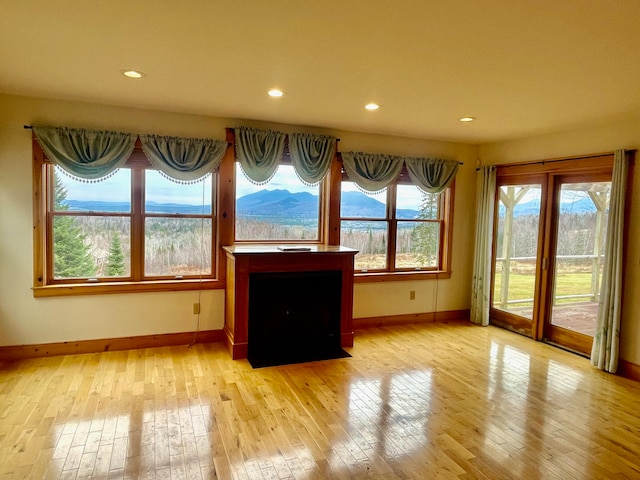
[0, 331, 225, 362]
[1, 321, 639, 479]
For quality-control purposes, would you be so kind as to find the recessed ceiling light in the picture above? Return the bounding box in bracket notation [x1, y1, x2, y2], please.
[365, 103, 380, 111]
[268, 88, 285, 97]
[121, 69, 146, 79]
[459, 116, 476, 122]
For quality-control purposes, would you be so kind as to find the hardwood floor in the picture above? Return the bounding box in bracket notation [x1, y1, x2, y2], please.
[1, 321, 639, 479]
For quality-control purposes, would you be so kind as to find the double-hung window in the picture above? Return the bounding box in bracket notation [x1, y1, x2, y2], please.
[338, 152, 456, 278]
[340, 176, 453, 275]
[235, 162, 323, 243]
[33, 130, 223, 296]
[231, 127, 335, 244]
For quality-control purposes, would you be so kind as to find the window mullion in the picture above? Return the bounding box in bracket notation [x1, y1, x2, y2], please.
[131, 168, 144, 280]
[388, 184, 397, 271]
[43, 165, 54, 284]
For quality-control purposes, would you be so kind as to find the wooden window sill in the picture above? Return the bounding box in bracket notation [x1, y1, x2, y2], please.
[354, 271, 452, 283]
[32, 279, 224, 297]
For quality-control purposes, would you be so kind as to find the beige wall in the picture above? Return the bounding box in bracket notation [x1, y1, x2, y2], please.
[0, 94, 478, 347]
[480, 115, 640, 365]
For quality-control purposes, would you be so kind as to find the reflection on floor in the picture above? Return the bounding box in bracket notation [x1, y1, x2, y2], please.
[0, 321, 638, 479]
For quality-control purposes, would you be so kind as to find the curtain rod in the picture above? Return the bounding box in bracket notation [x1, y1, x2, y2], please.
[335, 151, 463, 165]
[25, 124, 342, 142]
[475, 151, 622, 171]
[25, 125, 463, 164]
[225, 126, 340, 142]
[23, 125, 234, 145]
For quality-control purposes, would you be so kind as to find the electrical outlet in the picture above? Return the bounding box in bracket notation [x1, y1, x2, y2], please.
[409, 290, 415, 300]
[193, 303, 200, 315]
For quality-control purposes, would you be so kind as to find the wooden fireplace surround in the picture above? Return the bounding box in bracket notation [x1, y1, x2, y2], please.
[223, 245, 357, 360]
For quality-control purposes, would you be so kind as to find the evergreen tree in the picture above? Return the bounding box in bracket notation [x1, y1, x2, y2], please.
[412, 192, 439, 265]
[53, 172, 96, 278]
[105, 234, 126, 276]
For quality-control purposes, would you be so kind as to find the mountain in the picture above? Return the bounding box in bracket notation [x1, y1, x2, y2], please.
[62, 189, 422, 219]
[236, 189, 318, 217]
[238, 189, 421, 219]
[338, 190, 420, 218]
[65, 200, 131, 212]
[339, 191, 384, 217]
[503, 197, 598, 217]
[64, 200, 211, 214]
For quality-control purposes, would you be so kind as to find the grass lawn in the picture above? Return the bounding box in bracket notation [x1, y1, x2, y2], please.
[494, 271, 598, 307]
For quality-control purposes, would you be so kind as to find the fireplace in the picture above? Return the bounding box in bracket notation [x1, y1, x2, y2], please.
[248, 270, 343, 366]
[223, 245, 357, 360]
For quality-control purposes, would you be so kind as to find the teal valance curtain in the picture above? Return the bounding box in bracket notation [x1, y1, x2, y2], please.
[33, 126, 136, 181]
[235, 126, 286, 184]
[341, 152, 404, 192]
[289, 132, 336, 185]
[405, 157, 459, 193]
[342, 151, 459, 193]
[140, 134, 227, 183]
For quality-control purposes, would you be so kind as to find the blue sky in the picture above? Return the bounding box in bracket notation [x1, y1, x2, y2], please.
[58, 167, 212, 205]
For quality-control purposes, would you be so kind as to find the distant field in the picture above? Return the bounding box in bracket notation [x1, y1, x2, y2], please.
[493, 271, 598, 307]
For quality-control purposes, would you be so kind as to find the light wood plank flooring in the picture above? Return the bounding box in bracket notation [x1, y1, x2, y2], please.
[1, 321, 639, 479]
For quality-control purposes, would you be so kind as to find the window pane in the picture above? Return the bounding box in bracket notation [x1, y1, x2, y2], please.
[340, 182, 387, 219]
[145, 218, 212, 276]
[551, 181, 611, 336]
[396, 184, 438, 220]
[493, 185, 542, 319]
[145, 171, 212, 214]
[54, 166, 131, 213]
[341, 220, 388, 270]
[396, 221, 439, 269]
[53, 216, 130, 279]
[235, 164, 319, 241]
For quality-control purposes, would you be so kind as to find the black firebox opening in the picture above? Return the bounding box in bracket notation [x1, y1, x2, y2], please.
[248, 270, 348, 367]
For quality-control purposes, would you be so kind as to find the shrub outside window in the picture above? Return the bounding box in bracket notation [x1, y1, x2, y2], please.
[34, 138, 219, 296]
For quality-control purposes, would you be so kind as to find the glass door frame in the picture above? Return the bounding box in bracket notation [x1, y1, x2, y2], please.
[540, 171, 613, 355]
[490, 174, 547, 338]
[490, 154, 615, 352]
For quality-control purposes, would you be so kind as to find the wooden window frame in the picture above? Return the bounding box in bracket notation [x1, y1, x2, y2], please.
[232, 157, 328, 246]
[33, 127, 458, 295]
[32, 138, 227, 297]
[338, 169, 454, 283]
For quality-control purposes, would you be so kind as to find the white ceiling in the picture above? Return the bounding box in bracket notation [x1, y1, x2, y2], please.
[2, 0, 640, 144]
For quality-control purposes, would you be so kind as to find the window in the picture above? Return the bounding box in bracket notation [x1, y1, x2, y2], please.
[34, 143, 219, 295]
[339, 174, 453, 276]
[34, 125, 457, 295]
[235, 163, 322, 242]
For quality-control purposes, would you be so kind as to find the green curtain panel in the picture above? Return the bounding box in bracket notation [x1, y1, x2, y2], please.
[33, 126, 136, 181]
[341, 152, 404, 192]
[235, 126, 286, 184]
[405, 157, 459, 194]
[470, 166, 496, 326]
[140, 134, 227, 183]
[289, 132, 336, 185]
[591, 149, 629, 373]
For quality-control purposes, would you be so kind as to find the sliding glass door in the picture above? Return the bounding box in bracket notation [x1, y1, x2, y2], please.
[490, 156, 614, 356]
[491, 178, 545, 337]
[543, 175, 611, 354]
